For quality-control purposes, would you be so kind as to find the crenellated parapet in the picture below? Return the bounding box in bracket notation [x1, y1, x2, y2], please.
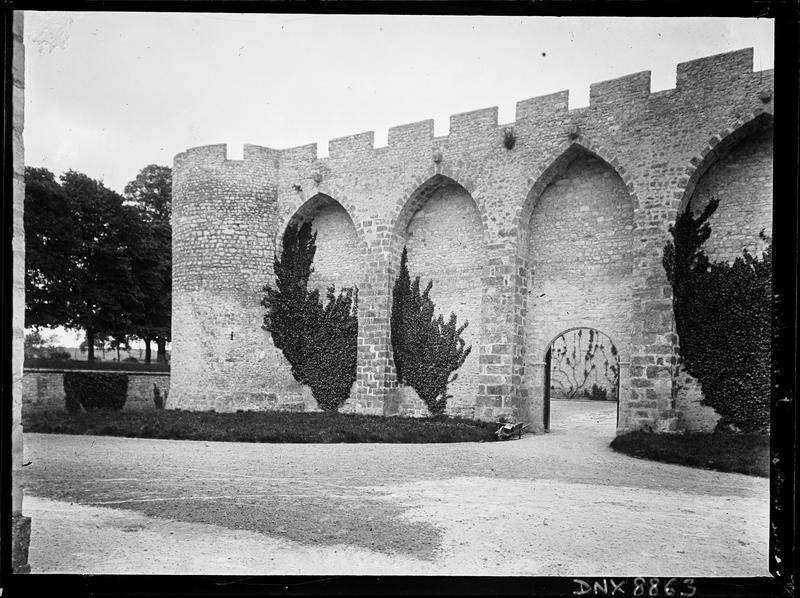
[174, 47, 767, 182]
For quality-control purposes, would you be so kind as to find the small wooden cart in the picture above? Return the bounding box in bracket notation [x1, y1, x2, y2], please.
[494, 421, 529, 440]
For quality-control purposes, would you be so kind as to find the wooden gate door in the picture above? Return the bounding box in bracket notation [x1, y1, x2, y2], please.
[543, 347, 552, 431]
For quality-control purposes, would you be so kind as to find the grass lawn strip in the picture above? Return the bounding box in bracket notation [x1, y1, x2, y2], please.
[610, 431, 768, 477]
[24, 409, 496, 443]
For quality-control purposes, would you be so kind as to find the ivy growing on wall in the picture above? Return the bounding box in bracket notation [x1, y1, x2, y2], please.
[550, 328, 619, 400]
[391, 247, 472, 416]
[663, 198, 771, 432]
[261, 223, 358, 412]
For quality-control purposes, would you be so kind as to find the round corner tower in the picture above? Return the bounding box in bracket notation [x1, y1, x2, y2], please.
[168, 144, 308, 412]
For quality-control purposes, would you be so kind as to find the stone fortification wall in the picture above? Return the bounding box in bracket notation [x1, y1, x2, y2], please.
[172, 48, 773, 431]
[11, 10, 31, 572]
[689, 126, 773, 262]
[305, 200, 362, 294]
[169, 145, 314, 413]
[22, 370, 171, 413]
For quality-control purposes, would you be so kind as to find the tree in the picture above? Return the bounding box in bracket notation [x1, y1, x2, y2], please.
[261, 223, 358, 411]
[24, 329, 47, 359]
[25, 168, 140, 361]
[124, 165, 172, 364]
[663, 198, 771, 432]
[124, 164, 172, 221]
[24, 168, 82, 330]
[391, 247, 472, 416]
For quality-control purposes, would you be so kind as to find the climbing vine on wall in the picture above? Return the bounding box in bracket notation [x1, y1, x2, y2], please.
[261, 222, 358, 412]
[391, 246, 472, 416]
[663, 197, 771, 432]
[550, 328, 619, 400]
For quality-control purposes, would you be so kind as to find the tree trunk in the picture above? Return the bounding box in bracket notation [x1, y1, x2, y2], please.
[156, 337, 167, 364]
[87, 329, 95, 362]
[116, 344, 121, 362]
[144, 337, 152, 364]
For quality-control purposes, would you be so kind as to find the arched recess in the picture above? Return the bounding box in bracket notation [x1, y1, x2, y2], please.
[520, 143, 636, 429]
[389, 174, 488, 415]
[281, 193, 364, 294]
[515, 137, 641, 246]
[677, 112, 773, 263]
[542, 327, 621, 431]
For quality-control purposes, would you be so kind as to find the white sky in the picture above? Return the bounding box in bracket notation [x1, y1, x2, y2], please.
[22, 12, 773, 347]
[24, 12, 773, 195]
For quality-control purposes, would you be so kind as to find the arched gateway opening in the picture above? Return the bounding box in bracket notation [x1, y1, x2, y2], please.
[543, 328, 620, 432]
[521, 143, 635, 432]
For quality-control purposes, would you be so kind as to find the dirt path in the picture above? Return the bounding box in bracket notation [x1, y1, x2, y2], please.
[21, 401, 769, 575]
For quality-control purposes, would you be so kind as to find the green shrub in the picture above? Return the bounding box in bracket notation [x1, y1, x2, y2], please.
[261, 223, 358, 412]
[391, 247, 471, 416]
[48, 350, 72, 359]
[63, 372, 129, 412]
[663, 198, 771, 432]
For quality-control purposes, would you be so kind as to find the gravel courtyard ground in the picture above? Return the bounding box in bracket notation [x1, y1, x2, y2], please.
[20, 400, 769, 576]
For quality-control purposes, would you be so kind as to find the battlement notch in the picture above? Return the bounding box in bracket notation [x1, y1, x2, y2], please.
[243, 144, 279, 165]
[174, 143, 279, 171]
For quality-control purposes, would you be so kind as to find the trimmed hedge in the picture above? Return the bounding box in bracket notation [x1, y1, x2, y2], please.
[663, 198, 771, 432]
[63, 372, 129, 412]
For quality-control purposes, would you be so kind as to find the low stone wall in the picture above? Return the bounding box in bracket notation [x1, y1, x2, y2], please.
[22, 369, 170, 413]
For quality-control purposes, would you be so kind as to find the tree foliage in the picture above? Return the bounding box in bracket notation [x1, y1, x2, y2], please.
[25, 168, 140, 360]
[261, 223, 358, 412]
[24, 168, 82, 329]
[391, 247, 472, 416]
[124, 164, 173, 363]
[24, 165, 173, 363]
[663, 198, 771, 432]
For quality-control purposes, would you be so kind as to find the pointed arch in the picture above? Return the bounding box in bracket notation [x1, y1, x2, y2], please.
[277, 192, 367, 257]
[389, 171, 490, 263]
[278, 192, 366, 293]
[388, 171, 488, 414]
[516, 136, 640, 241]
[676, 111, 773, 213]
